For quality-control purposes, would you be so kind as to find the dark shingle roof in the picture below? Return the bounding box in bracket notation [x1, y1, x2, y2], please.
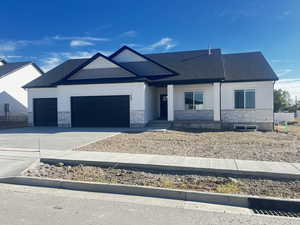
[222, 52, 278, 82]
[0, 62, 33, 79]
[146, 49, 225, 84]
[24, 48, 278, 88]
[118, 61, 173, 76]
[69, 67, 136, 80]
[24, 58, 88, 88]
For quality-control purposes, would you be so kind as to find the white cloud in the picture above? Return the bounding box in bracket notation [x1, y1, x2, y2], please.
[0, 38, 51, 55]
[40, 50, 113, 72]
[275, 78, 300, 100]
[59, 50, 112, 59]
[40, 57, 62, 72]
[140, 37, 177, 52]
[271, 59, 295, 64]
[1, 55, 23, 59]
[120, 30, 137, 37]
[52, 35, 109, 41]
[70, 40, 94, 47]
[276, 69, 292, 77]
[53, 35, 110, 48]
[0, 41, 18, 52]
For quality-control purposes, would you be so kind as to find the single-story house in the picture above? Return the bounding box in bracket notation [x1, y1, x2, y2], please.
[24, 46, 278, 130]
[0, 58, 43, 121]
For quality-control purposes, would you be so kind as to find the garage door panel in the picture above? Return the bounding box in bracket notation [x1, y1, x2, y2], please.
[33, 98, 57, 126]
[71, 96, 130, 127]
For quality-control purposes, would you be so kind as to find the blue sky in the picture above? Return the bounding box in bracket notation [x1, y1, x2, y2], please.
[0, 0, 299, 98]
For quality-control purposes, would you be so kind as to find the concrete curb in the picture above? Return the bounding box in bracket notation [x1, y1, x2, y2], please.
[41, 158, 300, 180]
[0, 176, 249, 207]
[1, 176, 299, 209]
[20, 159, 40, 176]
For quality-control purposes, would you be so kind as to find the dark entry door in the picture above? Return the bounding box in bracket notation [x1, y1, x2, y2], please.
[33, 98, 57, 126]
[71, 95, 130, 127]
[160, 94, 168, 119]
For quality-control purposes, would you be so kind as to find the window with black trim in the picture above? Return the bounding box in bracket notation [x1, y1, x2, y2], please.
[184, 91, 203, 110]
[234, 89, 255, 109]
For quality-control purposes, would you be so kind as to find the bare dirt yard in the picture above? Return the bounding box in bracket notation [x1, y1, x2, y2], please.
[78, 122, 300, 163]
[25, 163, 300, 199]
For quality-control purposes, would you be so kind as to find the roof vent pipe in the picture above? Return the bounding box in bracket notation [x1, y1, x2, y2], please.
[208, 45, 212, 55]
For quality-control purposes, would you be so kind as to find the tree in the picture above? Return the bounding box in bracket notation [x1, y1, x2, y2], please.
[274, 89, 291, 112]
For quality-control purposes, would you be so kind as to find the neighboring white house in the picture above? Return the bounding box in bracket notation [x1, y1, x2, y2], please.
[24, 46, 278, 130]
[0, 58, 43, 120]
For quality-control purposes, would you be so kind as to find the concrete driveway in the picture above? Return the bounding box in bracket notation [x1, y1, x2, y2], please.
[0, 127, 124, 151]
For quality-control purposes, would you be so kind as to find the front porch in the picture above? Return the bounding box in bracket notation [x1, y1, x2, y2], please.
[145, 83, 221, 126]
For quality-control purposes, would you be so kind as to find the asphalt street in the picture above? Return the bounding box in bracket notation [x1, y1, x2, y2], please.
[0, 183, 298, 225]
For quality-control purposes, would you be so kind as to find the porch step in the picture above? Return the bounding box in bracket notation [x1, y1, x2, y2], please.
[173, 120, 222, 130]
[147, 120, 172, 129]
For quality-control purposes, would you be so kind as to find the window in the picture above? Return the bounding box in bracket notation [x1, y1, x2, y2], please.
[4, 103, 9, 117]
[234, 90, 255, 109]
[4, 103, 9, 113]
[185, 91, 203, 110]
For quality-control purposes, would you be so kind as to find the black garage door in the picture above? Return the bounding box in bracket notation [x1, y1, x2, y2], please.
[71, 95, 130, 127]
[33, 98, 57, 126]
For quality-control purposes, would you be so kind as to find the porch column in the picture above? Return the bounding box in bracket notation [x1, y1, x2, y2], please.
[167, 84, 174, 121]
[213, 82, 221, 121]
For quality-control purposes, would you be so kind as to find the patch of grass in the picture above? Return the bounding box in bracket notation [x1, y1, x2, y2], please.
[179, 183, 189, 190]
[94, 177, 109, 183]
[216, 182, 241, 194]
[161, 178, 176, 189]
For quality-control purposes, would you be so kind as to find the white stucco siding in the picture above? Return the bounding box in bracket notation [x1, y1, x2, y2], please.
[56, 82, 145, 112]
[173, 84, 214, 121]
[27, 88, 57, 113]
[220, 81, 274, 125]
[221, 81, 274, 110]
[0, 64, 42, 116]
[174, 84, 214, 110]
[28, 82, 146, 127]
[144, 84, 156, 123]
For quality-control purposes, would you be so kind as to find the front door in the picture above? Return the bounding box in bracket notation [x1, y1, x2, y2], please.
[160, 94, 168, 119]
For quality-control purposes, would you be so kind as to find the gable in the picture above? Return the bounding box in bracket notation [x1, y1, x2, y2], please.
[82, 56, 120, 69]
[112, 49, 146, 63]
[110, 46, 175, 77]
[0, 62, 32, 79]
[68, 55, 136, 80]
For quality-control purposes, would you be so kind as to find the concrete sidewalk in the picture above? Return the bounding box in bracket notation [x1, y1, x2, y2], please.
[39, 150, 300, 179]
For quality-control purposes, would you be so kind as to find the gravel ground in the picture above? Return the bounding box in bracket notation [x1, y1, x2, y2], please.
[25, 163, 300, 199]
[78, 123, 300, 163]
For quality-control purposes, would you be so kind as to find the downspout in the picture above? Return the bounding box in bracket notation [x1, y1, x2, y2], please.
[220, 53, 226, 127]
[273, 81, 275, 131]
[220, 81, 222, 123]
